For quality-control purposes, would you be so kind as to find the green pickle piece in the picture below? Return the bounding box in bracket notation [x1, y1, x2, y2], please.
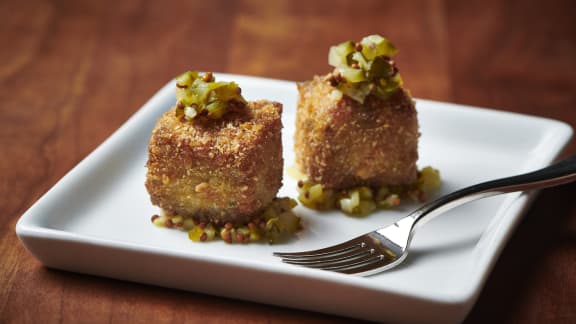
[327, 34, 403, 103]
[337, 82, 373, 103]
[175, 70, 198, 87]
[367, 56, 392, 79]
[338, 67, 367, 83]
[328, 40, 355, 67]
[351, 52, 371, 70]
[360, 34, 398, 60]
[174, 71, 246, 120]
[261, 197, 301, 243]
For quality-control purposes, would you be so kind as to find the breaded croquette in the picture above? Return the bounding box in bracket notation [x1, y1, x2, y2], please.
[292, 35, 437, 216]
[146, 99, 283, 226]
[295, 76, 418, 190]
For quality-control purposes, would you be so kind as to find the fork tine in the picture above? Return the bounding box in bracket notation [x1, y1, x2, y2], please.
[333, 255, 398, 275]
[335, 250, 409, 275]
[275, 243, 362, 261]
[274, 235, 405, 275]
[321, 254, 385, 272]
[282, 247, 373, 266]
[284, 251, 388, 274]
[273, 237, 365, 259]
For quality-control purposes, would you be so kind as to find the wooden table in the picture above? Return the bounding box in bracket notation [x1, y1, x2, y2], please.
[2, 0, 575, 322]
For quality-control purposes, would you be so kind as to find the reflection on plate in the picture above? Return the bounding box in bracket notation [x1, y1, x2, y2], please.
[16, 74, 572, 323]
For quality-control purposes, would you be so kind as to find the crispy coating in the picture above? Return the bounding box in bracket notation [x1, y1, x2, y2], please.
[295, 76, 419, 189]
[145, 100, 283, 225]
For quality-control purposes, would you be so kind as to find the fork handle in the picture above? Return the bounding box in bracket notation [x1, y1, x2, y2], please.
[412, 155, 576, 229]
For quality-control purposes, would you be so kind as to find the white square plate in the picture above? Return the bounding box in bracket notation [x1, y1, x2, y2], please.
[16, 74, 572, 323]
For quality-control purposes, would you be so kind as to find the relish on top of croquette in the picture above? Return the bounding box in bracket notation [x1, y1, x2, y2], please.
[146, 71, 300, 243]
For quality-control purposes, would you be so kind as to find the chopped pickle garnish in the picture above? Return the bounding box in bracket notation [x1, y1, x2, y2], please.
[328, 41, 355, 67]
[360, 34, 398, 60]
[417, 166, 441, 192]
[297, 180, 336, 210]
[174, 71, 247, 120]
[152, 198, 301, 244]
[297, 167, 441, 216]
[327, 34, 403, 103]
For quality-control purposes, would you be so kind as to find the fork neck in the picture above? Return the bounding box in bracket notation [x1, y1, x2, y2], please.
[411, 155, 576, 229]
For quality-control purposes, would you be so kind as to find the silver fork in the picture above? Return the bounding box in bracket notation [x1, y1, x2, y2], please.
[274, 155, 576, 276]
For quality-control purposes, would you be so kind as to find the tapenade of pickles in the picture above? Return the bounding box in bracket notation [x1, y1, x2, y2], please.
[326, 34, 403, 103]
[175, 71, 247, 120]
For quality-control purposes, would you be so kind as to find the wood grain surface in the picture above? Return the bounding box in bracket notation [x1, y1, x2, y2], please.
[1, 0, 575, 323]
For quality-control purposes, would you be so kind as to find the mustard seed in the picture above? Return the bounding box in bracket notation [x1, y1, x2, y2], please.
[202, 72, 214, 82]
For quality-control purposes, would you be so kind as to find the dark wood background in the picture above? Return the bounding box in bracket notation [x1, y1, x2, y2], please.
[1, 0, 575, 323]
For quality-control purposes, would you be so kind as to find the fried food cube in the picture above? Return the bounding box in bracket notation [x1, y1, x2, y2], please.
[145, 100, 283, 225]
[294, 76, 418, 190]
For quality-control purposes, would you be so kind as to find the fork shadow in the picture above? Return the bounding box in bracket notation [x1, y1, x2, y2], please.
[384, 234, 481, 274]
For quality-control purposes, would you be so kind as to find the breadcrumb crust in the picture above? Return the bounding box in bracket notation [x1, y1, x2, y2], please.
[146, 100, 283, 225]
[294, 76, 419, 189]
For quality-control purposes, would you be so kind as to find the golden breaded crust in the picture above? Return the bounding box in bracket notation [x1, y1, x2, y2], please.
[145, 100, 283, 225]
[295, 76, 418, 189]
